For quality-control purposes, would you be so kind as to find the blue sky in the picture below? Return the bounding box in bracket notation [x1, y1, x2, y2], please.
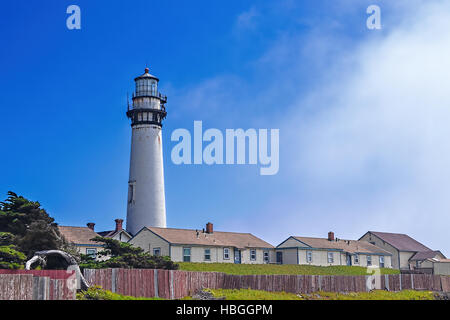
[1, 0, 449, 256]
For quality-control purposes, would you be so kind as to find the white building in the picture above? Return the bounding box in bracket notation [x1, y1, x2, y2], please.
[59, 220, 131, 259]
[126, 68, 168, 235]
[359, 231, 447, 271]
[129, 223, 275, 264]
[276, 232, 393, 268]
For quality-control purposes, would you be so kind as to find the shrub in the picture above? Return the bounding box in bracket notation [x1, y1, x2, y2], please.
[0, 245, 26, 269]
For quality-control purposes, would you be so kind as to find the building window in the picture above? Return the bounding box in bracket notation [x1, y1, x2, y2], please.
[327, 252, 334, 264]
[250, 249, 257, 261]
[183, 248, 191, 262]
[263, 250, 269, 263]
[354, 254, 359, 264]
[367, 255, 372, 266]
[223, 248, 230, 260]
[204, 249, 211, 261]
[153, 248, 161, 256]
[379, 256, 385, 268]
[306, 251, 313, 263]
[86, 248, 97, 259]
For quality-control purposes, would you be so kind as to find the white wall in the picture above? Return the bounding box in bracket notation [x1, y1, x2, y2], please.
[129, 228, 170, 256]
[126, 122, 166, 235]
[172, 245, 272, 264]
[129, 228, 274, 264]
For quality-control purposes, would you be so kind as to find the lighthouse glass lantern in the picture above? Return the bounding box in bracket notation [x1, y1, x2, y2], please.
[127, 68, 167, 127]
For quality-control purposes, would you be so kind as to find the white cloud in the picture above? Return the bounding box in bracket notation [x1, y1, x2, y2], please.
[279, 0, 450, 255]
[169, 0, 450, 255]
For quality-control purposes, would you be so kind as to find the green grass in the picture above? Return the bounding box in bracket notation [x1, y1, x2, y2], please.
[77, 286, 164, 300]
[206, 289, 436, 300]
[179, 262, 400, 276]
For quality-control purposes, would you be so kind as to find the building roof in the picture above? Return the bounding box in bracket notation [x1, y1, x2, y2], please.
[289, 236, 391, 255]
[365, 231, 432, 252]
[134, 68, 159, 81]
[97, 230, 116, 237]
[410, 251, 445, 261]
[58, 226, 101, 246]
[97, 229, 130, 238]
[143, 227, 274, 249]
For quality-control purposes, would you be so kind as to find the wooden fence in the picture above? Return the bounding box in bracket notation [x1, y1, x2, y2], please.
[84, 268, 450, 299]
[0, 270, 77, 300]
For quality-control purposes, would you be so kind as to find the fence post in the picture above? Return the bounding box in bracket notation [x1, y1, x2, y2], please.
[111, 269, 117, 293]
[170, 270, 174, 300]
[154, 269, 159, 298]
[384, 275, 389, 291]
[33, 276, 50, 300]
[318, 275, 321, 291]
[399, 274, 402, 291]
[411, 274, 414, 290]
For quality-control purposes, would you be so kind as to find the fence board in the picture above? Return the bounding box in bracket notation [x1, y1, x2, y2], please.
[82, 269, 450, 299]
[0, 271, 75, 300]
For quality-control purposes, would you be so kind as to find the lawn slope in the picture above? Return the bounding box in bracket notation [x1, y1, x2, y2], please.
[179, 262, 399, 276]
[206, 289, 435, 300]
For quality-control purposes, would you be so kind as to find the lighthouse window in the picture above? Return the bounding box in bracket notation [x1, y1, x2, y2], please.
[128, 182, 135, 204]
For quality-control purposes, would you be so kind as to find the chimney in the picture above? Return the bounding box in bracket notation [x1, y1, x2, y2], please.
[328, 231, 334, 241]
[115, 219, 124, 232]
[206, 222, 213, 234]
[87, 222, 95, 231]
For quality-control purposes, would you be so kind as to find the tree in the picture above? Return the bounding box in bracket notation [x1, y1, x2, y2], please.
[80, 237, 179, 270]
[0, 191, 77, 267]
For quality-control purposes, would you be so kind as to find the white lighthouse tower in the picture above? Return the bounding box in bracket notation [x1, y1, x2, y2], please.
[126, 67, 167, 235]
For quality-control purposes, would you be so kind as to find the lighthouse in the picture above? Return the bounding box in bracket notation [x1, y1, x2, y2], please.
[126, 68, 167, 235]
